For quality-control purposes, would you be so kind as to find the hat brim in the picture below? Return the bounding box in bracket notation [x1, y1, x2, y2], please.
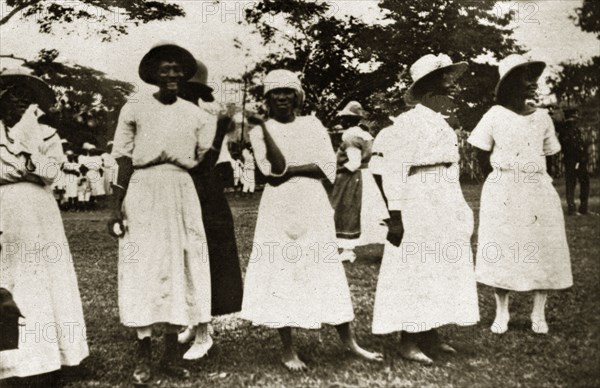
[494, 61, 546, 98]
[404, 62, 468, 106]
[138, 44, 197, 85]
[180, 82, 215, 103]
[0, 74, 55, 111]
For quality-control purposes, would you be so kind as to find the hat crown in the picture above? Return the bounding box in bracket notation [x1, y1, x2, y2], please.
[338, 101, 367, 117]
[498, 54, 531, 79]
[263, 70, 302, 95]
[189, 60, 209, 85]
[410, 54, 454, 83]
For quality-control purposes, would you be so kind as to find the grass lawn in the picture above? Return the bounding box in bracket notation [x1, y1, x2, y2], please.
[58, 178, 599, 387]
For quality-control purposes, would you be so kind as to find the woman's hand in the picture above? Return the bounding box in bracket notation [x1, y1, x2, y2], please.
[386, 210, 404, 247]
[107, 185, 126, 238]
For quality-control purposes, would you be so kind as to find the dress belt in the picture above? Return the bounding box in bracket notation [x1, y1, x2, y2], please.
[408, 163, 453, 176]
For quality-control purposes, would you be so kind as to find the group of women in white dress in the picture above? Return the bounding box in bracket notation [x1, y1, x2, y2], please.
[0, 42, 573, 385]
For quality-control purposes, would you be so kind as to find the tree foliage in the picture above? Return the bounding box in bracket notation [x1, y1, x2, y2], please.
[243, 0, 520, 131]
[1, 0, 184, 41]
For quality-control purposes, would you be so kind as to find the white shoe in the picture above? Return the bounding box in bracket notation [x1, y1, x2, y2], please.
[183, 336, 213, 360]
[340, 249, 357, 263]
[178, 327, 195, 344]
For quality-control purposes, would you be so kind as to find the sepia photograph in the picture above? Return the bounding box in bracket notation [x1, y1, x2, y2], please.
[0, 0, 599, 387]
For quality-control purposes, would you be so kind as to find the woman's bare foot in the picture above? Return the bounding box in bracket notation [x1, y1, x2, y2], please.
[281, 349, 307, 371]
[346, 340, 384, 361]
[399, 341, 433, 365]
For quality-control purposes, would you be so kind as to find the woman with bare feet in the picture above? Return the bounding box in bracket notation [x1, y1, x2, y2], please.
[241, 69, 383, 371]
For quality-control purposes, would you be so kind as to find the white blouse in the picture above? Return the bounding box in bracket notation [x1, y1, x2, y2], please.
[0, 119, 65, 187]
[111, 94, 217, 169]
[374, 104, 460, 210]
[249, 115, 336, 183]
[468, 105, 561, 173]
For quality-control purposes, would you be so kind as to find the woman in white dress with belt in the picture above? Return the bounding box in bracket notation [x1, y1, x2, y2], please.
[372, 54, 480, 365]
[108, 42, 216, 385]
[241, 69, 382, 371]
[468, 54, 572, 335]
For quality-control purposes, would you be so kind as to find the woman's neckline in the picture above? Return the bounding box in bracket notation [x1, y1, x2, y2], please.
[498, 104, 538, 117]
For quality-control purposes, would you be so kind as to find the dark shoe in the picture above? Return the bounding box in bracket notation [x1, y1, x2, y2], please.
[160, 333, 190, 379]
[133, 337, 152, 386]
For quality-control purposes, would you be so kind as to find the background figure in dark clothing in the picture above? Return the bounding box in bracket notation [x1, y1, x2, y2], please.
[177, 59, 244, 361]
[558, 108, 592, 215]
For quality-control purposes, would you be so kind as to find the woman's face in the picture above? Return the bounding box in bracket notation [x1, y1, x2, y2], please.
[516, 68, 540, 99]
[155, 60, 184, 94]
[0, 84, 35, 127]
[438, 72, 459, 97]
[267, 88, 296, 121]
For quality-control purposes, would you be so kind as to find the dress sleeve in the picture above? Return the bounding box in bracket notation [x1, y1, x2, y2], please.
[369, 128, 388, 175]
[111, 102, 136, 159]
[541, 110, 561, 156]
[381, 121, 411, 211]
[468, 108, 496, 151]
[344, 146, 362, 172]
[249, 124, 272, 176]
[196, 109, 218, 162]
[309, 117, 336, 184]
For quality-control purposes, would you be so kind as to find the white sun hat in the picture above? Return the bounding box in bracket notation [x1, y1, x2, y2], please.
[82, 142, 96, 150]
[495, 54, 546, 97]
[337, 101, 368, 117]
[404, 54, 468, 106]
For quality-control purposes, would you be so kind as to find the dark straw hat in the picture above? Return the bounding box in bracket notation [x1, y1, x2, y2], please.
[138, 42, 197, 85]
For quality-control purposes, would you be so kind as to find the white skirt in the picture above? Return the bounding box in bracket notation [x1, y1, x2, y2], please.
[0, 182, 89, 378]
[119, 164, 211, 327]
[475, 170, 572, 291]
[241, 178, 355, 329]
[373, 168, 480, 334]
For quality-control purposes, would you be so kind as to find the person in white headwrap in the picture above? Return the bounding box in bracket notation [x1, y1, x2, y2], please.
[0, 68, 88, 382]
[241, 69, 383, 371]
[330, 101, 388, 262]
[468, 54, 572, 335]
[372, 54, 479, 365]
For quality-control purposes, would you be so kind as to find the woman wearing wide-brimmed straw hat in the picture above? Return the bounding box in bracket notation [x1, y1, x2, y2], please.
[0, 68, 89, 383]
[241, 69, 383, 371]
[176, 59, 244, 361]
[468, 54, 572, 335]
[108, 42, 216, 385]
[371, 54, 479, 365]
[330, 101, 388, 263]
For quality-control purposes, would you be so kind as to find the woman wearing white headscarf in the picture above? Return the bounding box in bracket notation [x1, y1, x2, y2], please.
[372, 54, 479, 365]
[241, 69, 382, 371]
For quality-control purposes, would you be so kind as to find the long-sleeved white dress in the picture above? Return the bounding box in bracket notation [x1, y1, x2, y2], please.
[372, 104, 480, 334]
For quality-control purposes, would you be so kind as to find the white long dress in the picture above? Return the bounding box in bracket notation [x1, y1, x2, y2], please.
[372, 104, 480, 334]
[78, 154, 105, 197]
[111, 94, 216, 327]
[468, 106, 572, 291]
[0, 118, 88, 379]
[241, 116, 355, 329]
